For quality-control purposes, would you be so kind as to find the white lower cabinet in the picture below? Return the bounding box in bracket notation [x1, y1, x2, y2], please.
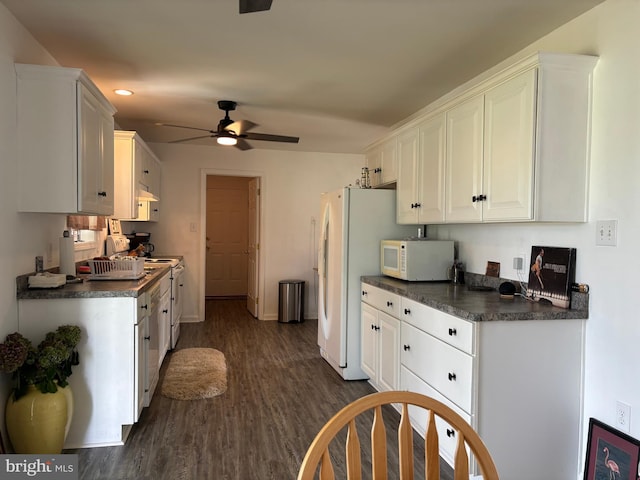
[362, 284, 585, 480]
[18, 292, 160, 448]
[361, 284, 401, 391]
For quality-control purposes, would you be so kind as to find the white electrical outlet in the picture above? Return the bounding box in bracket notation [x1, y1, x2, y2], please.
[596, 220, 618, 246]
[616, 401, 631, 433]
[513, 256, 524, 271]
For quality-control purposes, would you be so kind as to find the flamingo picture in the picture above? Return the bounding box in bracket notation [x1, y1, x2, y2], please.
[603, 447, 621, 480]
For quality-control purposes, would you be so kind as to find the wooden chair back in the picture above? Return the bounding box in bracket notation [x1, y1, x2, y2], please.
[297, 390, 499, 480]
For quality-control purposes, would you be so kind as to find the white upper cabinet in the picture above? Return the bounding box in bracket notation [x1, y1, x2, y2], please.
[397, 113, 446, 224]
[446, 70, 536, 222]
[114, 130, 161, 222]
[481, 69, 536, 221]
[366, 136, 398, 187]
[445, 95, 485, 222]
[16, 64, 116, 215]
[376, 52, 597, 224]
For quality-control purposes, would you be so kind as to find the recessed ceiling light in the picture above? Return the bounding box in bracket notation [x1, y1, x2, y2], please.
[114, 89, 134, 96]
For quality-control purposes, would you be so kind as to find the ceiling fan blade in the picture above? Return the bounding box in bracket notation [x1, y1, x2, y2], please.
[239, 0, 272, 14]
[156, 122, 214, 134]
[226, 120, 257, 135]
[169, 134, 215, 144]
[244, 132, 299, 144]
[235, 139, 253, 151]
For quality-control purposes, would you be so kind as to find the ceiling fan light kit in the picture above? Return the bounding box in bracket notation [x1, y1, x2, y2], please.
[159, 99, 299, 150]
[216, 135, 237, 146]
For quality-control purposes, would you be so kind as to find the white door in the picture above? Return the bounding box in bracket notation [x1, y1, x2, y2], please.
[246, 178, 260, 317]
[317, 189, 346, 367]
[418, 112, 447, 223]
[482, 69, 536, 221]
[360, 302, 378, 380]
[445, 95, 485, 223]
[396, 127, 419, 224]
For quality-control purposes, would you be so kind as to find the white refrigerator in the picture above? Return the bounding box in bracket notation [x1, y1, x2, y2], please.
[317, 187, 415, 380]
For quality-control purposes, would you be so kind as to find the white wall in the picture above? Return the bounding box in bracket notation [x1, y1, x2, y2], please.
[132, 143, 362, 321]
[432, 0, 640, 475]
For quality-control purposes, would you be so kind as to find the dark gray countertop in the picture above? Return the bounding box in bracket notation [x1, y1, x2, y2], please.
[361, 275, 588, 322]
[17, 265, 171, 300]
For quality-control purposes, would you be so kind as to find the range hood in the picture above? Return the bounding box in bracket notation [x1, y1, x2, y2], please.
[137, 187, 159, 202]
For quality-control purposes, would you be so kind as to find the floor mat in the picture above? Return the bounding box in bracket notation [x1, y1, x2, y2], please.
[161, 348, 227, 400]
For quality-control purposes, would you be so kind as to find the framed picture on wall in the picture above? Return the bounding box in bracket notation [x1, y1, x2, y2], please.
[583, 418, 640, 480]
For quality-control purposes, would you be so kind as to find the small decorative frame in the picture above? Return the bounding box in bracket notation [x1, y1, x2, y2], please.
[584, 418, 640, 480]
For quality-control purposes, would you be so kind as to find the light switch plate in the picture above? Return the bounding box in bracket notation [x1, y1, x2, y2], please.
[596, 220, 617, 246]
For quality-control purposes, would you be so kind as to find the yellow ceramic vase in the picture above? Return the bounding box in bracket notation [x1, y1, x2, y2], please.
[5, 384, 68, 454]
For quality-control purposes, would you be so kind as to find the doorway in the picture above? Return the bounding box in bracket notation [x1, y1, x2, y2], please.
[205, 175, 260, 316]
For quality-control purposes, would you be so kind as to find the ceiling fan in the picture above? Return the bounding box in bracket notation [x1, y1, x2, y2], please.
[157, 100, 299, 151]
[239, 0, 272, 14]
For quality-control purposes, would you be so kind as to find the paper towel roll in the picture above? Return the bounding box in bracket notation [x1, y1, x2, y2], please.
[59, 231, 76, 276]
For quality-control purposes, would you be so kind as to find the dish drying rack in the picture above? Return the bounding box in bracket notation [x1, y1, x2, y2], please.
[87, 257, 145, 280]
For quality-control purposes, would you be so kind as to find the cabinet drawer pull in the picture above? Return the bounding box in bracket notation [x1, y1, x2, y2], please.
[446, 428, 455, 437]
[141, 304, 148, 310]
[403, 344, 410, 351]
[98, 191, 107, 197]
[448, 328, 457, 336]
[404, 308, 411, 315]
[448, 372, 457, 381]
[144, 335, 151, 340]
[163, 309, 169, 314]
[362, 290, 368, 296]
[386, 301, 393, 307]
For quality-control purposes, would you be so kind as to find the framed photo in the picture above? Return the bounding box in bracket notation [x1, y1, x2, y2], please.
[528, 245, 576, 308]
[584, 418, 640, 480]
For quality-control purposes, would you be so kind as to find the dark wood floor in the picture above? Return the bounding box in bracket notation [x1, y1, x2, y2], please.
[69, 299, 452, 479]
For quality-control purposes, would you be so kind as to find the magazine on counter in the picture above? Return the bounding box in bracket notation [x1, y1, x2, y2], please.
[528, 246, 576, 308]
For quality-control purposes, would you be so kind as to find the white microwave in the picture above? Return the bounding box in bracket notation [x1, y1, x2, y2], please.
[381, 239, 454, 281]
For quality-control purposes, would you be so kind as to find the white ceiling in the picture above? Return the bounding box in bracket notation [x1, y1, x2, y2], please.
[2, 0, 603, 153]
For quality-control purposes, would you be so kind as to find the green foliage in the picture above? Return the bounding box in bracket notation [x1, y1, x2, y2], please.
[0, 325, 81, 400]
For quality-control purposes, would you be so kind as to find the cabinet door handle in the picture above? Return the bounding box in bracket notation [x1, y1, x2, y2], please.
[448, 328, 457, 336]
[472, 195, 478, 202]
[362, 290, 368, 296]
[403, 344, 410, 351]
[371, 324, 376, 330]
[144, 169, 150, 174]
[404, 308, 411, 315]
[448, 372, 457, 381]
[144, 335, 151, 340]
[472, 194, 487, 202]
[141, 304, 148, 310]
[163, 309, 169, 314]
[98, 191, 107, 197]
[386, 301, 393, 307]
[446, 428, 455, 437]
[375, 326, 381, 331]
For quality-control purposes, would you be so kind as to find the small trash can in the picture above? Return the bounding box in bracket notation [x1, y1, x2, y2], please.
[278, 279, 305, 323]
